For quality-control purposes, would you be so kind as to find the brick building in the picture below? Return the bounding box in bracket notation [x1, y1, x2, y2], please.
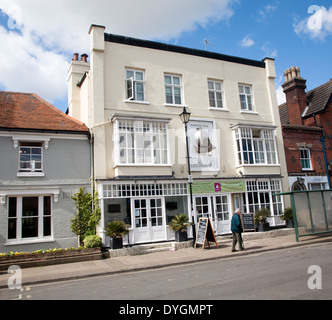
[279, 67, 332, 190]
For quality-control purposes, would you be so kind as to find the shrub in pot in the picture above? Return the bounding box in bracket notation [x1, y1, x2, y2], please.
[105, 220, 129, 249]
[280, 207, 294, 228]
[254, 208, 271, 232]
[169, 213, 191, 242]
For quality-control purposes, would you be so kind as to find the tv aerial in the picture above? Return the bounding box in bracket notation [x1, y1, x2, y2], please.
[204, 38, 214, 51]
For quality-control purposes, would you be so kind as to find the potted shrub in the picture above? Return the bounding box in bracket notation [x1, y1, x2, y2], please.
[280, 207, 294, 228]
[105, 220, 129, 249]
[169, 213, 191, 242]
[254, 208, 271, 232]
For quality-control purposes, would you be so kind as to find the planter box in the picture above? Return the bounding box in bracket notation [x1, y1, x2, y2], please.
[175, 231, 188, 242]
[110, 238, 123, 250]
[258, 222, 270, 232]
[286, 220, 294, 228]
[0, 248, 102, 271]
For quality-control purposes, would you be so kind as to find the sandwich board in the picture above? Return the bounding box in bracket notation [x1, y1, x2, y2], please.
[194, 217, 218, 250]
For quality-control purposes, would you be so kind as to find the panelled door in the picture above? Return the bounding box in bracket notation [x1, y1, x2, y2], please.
[132, 198, 166, 243]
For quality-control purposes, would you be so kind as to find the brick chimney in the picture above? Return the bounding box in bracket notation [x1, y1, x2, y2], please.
[282, 66, 307, 125]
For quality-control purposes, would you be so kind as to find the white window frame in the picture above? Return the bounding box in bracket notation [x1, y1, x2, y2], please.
[164, 74, 183, 106]
[233, 127, 278, 166]
[113, 118, 171, 166]
[18, 143, 43, 173]
[125, 69, 146, 102]
[239, 84, 254, 111]
[299, 148, 312, 171]
[208, 80, 224, 109]
[243, 180, 283, 216]
[6, 194, 54, 245]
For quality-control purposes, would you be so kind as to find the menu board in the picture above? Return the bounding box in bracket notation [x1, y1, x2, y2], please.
[195, 218, 218, 249]
[242, 213, 255, 232]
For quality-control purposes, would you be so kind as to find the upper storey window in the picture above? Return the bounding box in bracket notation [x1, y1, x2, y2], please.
[164, 74, 182, 105]
[126, 69, 145, 102]
[239, 84, 254, 111]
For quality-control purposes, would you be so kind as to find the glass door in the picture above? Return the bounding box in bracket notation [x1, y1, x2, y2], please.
[132, 198, 166, 243]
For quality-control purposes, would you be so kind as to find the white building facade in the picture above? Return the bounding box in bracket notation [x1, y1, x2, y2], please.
[68, 25, 289, 246]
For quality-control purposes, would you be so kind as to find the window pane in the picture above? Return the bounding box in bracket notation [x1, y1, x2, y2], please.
[22, 197, 38, 217]
[22, 217, 38, 238]
[164, 76, 172, 84]
[173, 76, 180, 85]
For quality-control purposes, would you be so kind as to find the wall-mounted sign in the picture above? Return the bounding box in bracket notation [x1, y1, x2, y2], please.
[188, 120, 219, 172]
[191, 180, 246, 194]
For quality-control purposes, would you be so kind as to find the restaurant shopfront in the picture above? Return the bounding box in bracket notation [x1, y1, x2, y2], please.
[98, 178, 284, 246]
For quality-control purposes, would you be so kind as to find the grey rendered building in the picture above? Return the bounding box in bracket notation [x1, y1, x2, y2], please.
[0, 92, 91, 253]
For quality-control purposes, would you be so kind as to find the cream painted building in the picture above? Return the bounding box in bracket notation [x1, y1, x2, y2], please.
[68, 24, 289, 246]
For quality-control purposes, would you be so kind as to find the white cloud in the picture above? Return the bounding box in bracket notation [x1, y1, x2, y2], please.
[0, 0, 235, 107]
[261, 41, 277, 58]
[257, 3, 278, 22]
[293, 6, 332, 41]
[239, 34, 255, 48]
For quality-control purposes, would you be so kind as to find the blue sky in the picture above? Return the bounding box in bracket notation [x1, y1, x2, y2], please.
[0, 0, 331, 113]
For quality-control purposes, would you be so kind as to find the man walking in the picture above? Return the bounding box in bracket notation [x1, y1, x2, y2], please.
[231, 209, 244, 252]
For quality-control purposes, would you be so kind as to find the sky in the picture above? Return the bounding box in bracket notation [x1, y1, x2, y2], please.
[0, 0, 332, 113]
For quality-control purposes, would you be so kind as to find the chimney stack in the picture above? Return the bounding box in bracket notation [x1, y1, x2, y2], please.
[282, 66, 307, 126]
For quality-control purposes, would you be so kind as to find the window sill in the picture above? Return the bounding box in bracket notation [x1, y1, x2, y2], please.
[164, 103, 186, 108]
[17, 172, 45, 177]
[236, 164, 280, 168]
[209, 107, 229, 112]
[114, 164, 172, 167]
[124, 100, 150, 105]
[5, 238, 55, 246]
[240, 110, 258, 115]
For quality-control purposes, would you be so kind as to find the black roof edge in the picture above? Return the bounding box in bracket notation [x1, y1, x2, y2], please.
[104, 33, 266, 69]
[0, 127, 91, 138]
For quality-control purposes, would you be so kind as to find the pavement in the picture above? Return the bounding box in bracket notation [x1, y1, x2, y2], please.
[1, 229, 332, 290]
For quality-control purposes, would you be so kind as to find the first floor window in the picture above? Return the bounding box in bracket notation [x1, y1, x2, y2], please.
[115, 119, 169, 165]
[234, 127, 278, 165]
[8, 196, 52, 241]
[299, 148, 312, 170]
[19, 142, 43, 172]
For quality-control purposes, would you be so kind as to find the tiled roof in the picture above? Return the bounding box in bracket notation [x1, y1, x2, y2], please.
[278, 79, 332, 124]
[304, 79, 332, 117]
[0, 91, 89, 134]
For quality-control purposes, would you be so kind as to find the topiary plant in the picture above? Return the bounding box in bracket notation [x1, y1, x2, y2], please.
[83, 235, 102, 248]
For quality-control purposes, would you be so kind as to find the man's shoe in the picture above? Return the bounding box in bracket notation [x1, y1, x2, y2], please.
[231, 249, 237, 252]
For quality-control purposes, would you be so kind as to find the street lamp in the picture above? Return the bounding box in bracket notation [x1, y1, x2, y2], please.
[179, 106, 196, 247]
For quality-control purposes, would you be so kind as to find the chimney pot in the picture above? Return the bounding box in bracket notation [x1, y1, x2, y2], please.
[81, 54, 88, 62]
[73, 53, 79, 61]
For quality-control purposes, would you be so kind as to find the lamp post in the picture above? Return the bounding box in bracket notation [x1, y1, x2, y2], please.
[179, 107, 196, 247]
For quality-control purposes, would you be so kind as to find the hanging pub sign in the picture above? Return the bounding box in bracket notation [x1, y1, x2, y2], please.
[195, 218, 218, 250]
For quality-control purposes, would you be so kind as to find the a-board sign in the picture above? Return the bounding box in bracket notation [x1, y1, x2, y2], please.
[195, 218, 218, 250]
[242, 213, 255, 232]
